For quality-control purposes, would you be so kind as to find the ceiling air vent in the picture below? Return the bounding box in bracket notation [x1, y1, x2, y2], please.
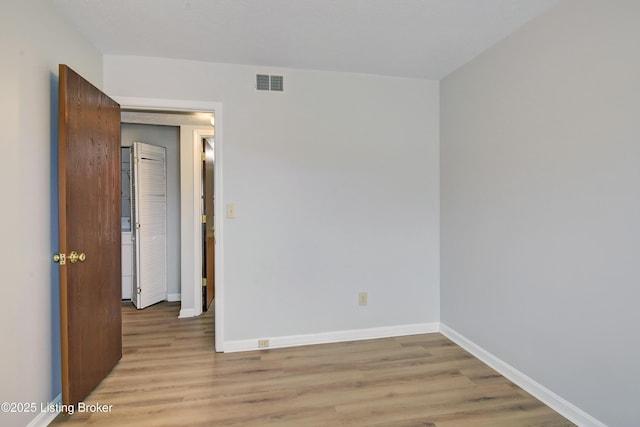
[256, 74, 284, 92]
[256, 74, 270, 91]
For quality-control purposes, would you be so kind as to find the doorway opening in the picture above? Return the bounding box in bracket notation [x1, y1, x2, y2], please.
[120, 123, 177, 307]
[202, 136, 215, 312]
[115, 98, 224, 352]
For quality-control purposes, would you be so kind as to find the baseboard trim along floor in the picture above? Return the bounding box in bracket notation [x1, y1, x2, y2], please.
[439, 323, 606, 427]
[224, 322, 440, 353]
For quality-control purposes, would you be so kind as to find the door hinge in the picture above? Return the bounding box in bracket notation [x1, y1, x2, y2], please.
[136, 223, 141, 229]
[202, 278, 206, 287]
[202, 214, 207, 224]
[137, 287, 142, 294]
[201, 152, 206, 161]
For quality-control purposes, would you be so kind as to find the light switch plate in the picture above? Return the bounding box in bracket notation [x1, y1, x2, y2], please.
[226, 203, 237, 218]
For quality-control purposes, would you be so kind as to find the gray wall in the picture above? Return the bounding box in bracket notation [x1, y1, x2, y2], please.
[105, 57, 441, 342]
[121, 123, 181, 298]
[441, 1, 640, 425]
[0, 1, 103, 425]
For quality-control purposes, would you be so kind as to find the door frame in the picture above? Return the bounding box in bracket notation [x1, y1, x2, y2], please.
[116, 96, 224, 352]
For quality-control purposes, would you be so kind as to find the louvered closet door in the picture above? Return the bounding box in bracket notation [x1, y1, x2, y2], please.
[132, 142, 168, 309]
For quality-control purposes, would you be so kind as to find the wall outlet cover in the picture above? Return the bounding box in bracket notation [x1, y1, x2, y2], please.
[359, 292, 368, 306]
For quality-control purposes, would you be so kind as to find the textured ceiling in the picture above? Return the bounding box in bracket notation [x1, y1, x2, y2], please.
[53, 0, 558, 80]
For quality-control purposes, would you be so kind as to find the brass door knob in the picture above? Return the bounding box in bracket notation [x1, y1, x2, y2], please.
[68, 251, 86, 263]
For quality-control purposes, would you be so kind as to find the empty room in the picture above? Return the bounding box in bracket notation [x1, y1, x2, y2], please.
[1, 1, 638, 426]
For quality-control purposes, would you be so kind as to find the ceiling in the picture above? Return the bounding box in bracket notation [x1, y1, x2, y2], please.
[53, 0, 558, 80]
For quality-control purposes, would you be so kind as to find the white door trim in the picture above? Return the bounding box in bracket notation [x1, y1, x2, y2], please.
[114, 96, 224, 352]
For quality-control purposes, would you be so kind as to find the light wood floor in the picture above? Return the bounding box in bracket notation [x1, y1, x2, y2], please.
[51, 302, 573, 426]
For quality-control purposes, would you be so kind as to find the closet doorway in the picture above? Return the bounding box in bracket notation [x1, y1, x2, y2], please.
[120, 123, 178, 307]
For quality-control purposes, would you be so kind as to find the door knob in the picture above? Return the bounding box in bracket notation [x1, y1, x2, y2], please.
[68, 251, 86, 263]
[53, 253, 66, 265]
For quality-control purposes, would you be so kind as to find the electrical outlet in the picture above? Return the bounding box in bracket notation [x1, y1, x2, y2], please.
[359, 292, 368, 306]
[258, 339, 269, 348]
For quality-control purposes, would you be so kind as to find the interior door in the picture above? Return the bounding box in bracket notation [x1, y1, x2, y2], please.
[203, 138, 215, 311]
[56, 64, 122, 407]
[132, 141, 168, 309]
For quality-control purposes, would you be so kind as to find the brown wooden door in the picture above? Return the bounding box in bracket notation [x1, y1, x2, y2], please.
[57, 65, 122, 407]
[203, 138, 215, 311]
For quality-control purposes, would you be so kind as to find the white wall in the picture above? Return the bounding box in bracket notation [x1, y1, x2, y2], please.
[441, 1, 640, 425]
[121, 123, 181, 298]
[104, 56, 440, 342]
[0, 1, 102, 425]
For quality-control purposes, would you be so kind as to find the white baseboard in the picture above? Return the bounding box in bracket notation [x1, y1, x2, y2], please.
[167, 293, 181, 302]
[178, 307, 197, 318]
[224, 322, 439, 353]
[26, 394, 62, 427]
[439, 324, 606, 427]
